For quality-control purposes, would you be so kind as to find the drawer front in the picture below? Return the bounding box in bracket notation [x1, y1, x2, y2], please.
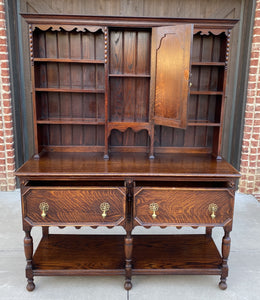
[134, 187, 234, 226]
[23, 187, 125, 226]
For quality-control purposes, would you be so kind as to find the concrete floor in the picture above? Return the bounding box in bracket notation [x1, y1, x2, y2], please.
[0, 190, 259, 300]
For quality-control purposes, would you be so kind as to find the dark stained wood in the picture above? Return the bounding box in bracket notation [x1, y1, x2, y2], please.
[152, 24, 193, 129]
[24, 228, 35, 291]
[23, 186, 126, 226]
[132, 234, 222, 273]
[16, 152, 240, 179]
[18, 13, 240, 292]
[32, 234, 222, 275]
[134, 188, 233, 227]
[33, 234, 125, 273]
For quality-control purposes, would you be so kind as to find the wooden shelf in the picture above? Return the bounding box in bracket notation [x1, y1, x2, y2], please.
[109, 74, 150, 78]
[132, 234, 222, 274]
[37, 118, 105, 125]
[32, 234, 222, 275]
[34, 58, 105, 64]
[35, 88, 105, 94]
[188, 121, 221, 127]
[33, 234, 125, 275]
[191, 62, 225, 66]
[190, 91, 223, 95]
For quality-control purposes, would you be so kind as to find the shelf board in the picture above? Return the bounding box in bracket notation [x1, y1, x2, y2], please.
[188, 121, 221, 127]
[37, 118, 105, 125]
[109, 73, 150, 78]
[34, 58, 105, 64]
[191, 62, 225, 66]
[190, 91, 223, 95]
[33, 234, 125, 275]
[32, 234, 222, 276]
[132, 234, 222, 274]
[35, 88, 105, 94]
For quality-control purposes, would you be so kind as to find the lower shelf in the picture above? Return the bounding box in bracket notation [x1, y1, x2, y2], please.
[32, 234, 222, 276]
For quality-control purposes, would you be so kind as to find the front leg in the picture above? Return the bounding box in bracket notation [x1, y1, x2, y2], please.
[124, 237, 133, 290]
[219, 226, 231, 290]
[24, 227, 35, 291]
[124, 179, 134, 290]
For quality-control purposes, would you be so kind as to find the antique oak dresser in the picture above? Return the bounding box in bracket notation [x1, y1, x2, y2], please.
[16, 14, 240, 291]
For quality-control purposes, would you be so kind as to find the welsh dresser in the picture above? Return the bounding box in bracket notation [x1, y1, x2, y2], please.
[16, 14, 240, 291]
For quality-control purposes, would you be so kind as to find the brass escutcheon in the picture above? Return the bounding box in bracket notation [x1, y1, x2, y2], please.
[149, 202, 159, 219]
[208, 203, 218, 219]
[39, 202, 49, 218]
[100, 202, 110, 218]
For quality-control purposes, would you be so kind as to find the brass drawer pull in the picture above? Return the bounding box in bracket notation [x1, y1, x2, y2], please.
[39, 202, 49, 218]
[150, 203, 159, 219]
[100, 202, 110, 218]
[208, 203, 218, 219]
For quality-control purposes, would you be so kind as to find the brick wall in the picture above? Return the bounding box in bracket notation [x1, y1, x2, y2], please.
[0, 0, 16, 191]
[239, 0, 260, 200]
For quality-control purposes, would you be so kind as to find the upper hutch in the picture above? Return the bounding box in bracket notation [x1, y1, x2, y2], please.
[16, 14, 240, 292]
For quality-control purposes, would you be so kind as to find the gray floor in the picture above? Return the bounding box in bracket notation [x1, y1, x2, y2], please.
[0, 191, 259, 300]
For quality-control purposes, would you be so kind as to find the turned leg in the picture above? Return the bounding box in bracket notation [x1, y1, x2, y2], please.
[219, 227, 231, 290]
[24, 228, 35, 291]
[124, 180, 134, 290]
[205, 227, 212, 237]
[124, 237, 133, 290]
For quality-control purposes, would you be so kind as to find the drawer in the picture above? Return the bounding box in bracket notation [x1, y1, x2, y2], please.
[134, 187, 234, 226]
[23, 187, 126, 226]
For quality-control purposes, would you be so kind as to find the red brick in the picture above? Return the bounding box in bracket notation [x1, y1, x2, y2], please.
[0, 53, 8, 60]
[251, 51, 260, 59]
[250, 58, 259, 66]
[3, 100, 11, 107]
[254, 119, 260, 125]
[3, 115, 12, 122]
[248, 82, 256, 89]
[246, 104, 254, 111]
[3, 107, 11, 115]
[240, 160, 249, 167]
[0, 44, 7, 52]
[245, 119, 253, 126]
[7, 165, 14, 171]
[4, 122, 13, 129]
[1, 77, 10, 84]
[255, 10, 260, 18]
[4, 129, 14, 137]
[2, 84, 10, 92]
[249, 68, 257, 76]
[6, 157, 14, 164]
[248, 175, 255, 181]
[253, 26, 260, 35]
[249, 160, 257, 167]
[1, 68, 9, 76]
[248, 74, 257, 81]
[6, 150, 14, 157]
[252, 133, 260, 140]
[0, 61, 8, 69]
[239, 187, 246, 193]
[244, 111, 254, 118]
[5, 137, 13, 144]
[246, 97, 255, 104]
[242, 140, 250, 147]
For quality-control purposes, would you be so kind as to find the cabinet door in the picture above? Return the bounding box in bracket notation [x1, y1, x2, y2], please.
[151, 24, 193, 129]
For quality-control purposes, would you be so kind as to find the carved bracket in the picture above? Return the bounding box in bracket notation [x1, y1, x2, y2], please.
[32, 24, 105, 33]
[194, 29, 226, 36]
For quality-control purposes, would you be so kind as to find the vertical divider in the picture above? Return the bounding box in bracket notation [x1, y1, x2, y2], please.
[213, 30, 230, 160]
[29, 24, 39, 159]
[104, 27, 109, 159]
